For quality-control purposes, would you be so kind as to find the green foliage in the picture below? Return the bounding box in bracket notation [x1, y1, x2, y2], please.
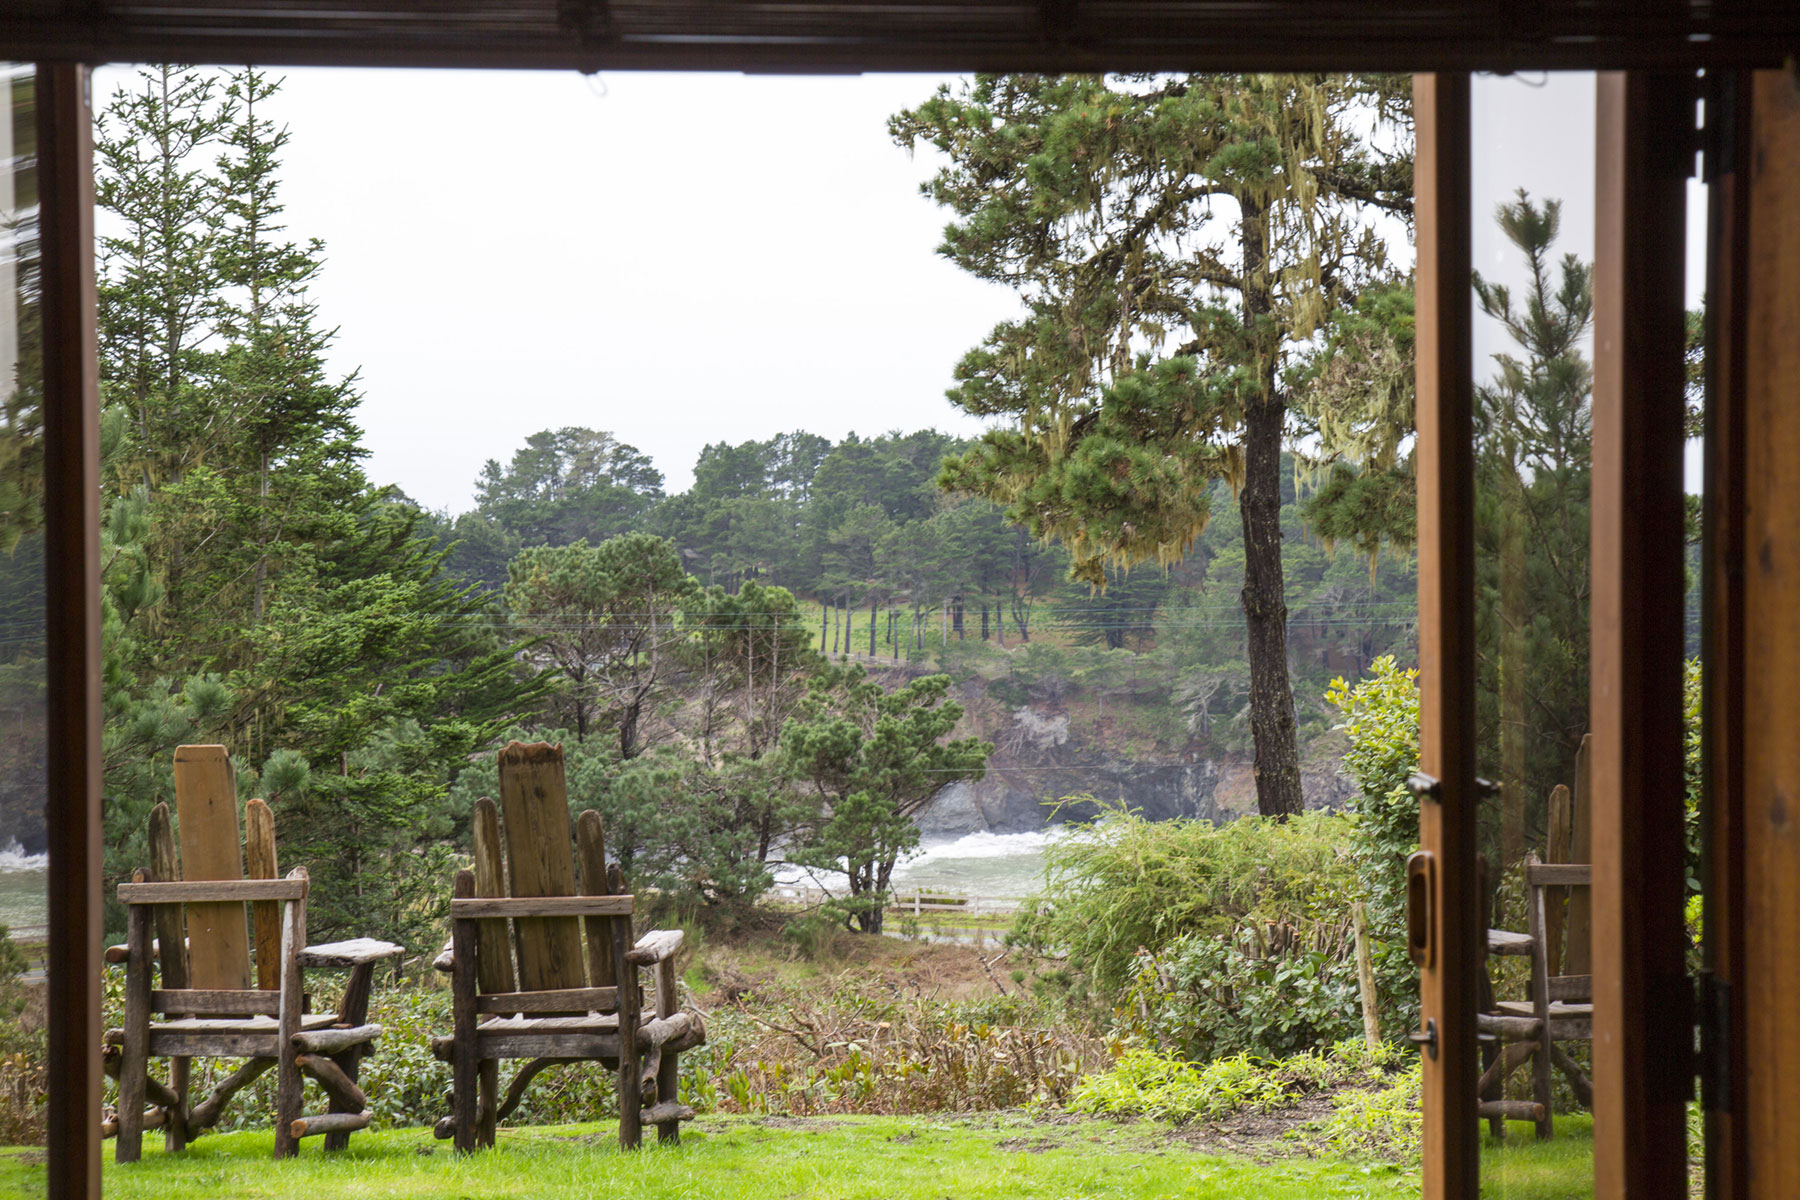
[506, 534, 699, 753]
[1069, 1040, 1410, 1130]
[1125, 931, 1362, 1060]
[1319, 1060, 1423, 1162]
[780, 666, 991, 933]
[1325, 656, 1421, 1037]
[1009, 802, 1356, 994]
[93, 68, 543, 947]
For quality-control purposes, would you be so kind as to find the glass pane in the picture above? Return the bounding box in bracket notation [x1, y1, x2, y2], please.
[1469, 70, 1597, 1198]
[0, 61, 45, 1194]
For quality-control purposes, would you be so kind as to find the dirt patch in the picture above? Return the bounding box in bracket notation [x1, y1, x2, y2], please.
[694, 932, 1013, 1004]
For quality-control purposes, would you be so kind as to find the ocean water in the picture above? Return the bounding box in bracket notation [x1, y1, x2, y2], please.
[773, 827, 1066, 903]
[0, 841, 48, 935]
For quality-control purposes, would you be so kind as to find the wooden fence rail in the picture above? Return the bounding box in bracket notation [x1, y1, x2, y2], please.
[765, 886, 1026, 916]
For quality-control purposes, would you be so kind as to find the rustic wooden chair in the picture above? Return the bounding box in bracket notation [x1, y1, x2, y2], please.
[429, 741, 704, 1151]
[1478, 854, 1594, 1139]
[102, 745, 404, 1161]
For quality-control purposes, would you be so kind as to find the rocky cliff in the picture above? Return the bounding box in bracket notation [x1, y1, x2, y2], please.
[917, 700, 1357, 837]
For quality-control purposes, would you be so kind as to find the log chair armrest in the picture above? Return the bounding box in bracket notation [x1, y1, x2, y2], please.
[432, 937, 454, 974]
[626, 929, 684, 966]
[298, 938, 407, 969]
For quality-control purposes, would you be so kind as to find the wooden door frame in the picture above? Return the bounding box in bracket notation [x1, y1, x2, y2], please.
[37, 61, 103, 1200]
[1411, 69, 1480, 1200]
[1588, 68, 1696, 1199]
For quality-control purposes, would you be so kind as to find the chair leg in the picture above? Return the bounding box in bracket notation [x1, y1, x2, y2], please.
[117, 896, 152, 1163]
[657, 1050, 680, 1145]
[1479, 1040, 1504, 1139]
[164, 1058, 189, 1153]
[323, 1047, 363, 1153]
[479, 1059, 499, 1148]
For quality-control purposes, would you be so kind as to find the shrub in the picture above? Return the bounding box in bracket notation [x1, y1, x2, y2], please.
[1124, 930, 1362, 1060]
[1009, 801, 1357, 995]
[1325, 656, 1422, 1038]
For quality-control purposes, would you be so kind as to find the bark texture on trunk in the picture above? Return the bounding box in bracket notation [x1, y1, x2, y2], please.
[1239, 397, 1304, 818]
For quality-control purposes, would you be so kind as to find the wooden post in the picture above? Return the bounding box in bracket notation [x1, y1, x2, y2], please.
[115, 871, 151, 1164]
[1412, 71, 1480, 1200]
[654, 956, 680, 1144]
[38, 59, 103, 1200]
[611, 911, 642, 1149]
[146, 802, 190, 1152]
[451, 869, 480, 1154]
[1590, 70, 1693, 1199]
[272, 867, 307, 1160]
[1740, 64, 1800, 1200]
[1353, 900, 1381, 1050]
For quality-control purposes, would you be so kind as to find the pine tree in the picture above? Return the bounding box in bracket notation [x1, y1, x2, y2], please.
[895, 74, 1413, 817]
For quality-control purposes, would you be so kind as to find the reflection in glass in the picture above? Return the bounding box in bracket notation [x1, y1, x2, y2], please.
[0, 61, 46, 1184]
[1469, 71, 1598, 1198]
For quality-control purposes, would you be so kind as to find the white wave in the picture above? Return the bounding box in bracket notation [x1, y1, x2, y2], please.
[0, 840, 47, 872]
[907, 827, 1069, 863]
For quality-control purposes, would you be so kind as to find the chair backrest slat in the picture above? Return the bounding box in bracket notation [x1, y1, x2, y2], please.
[173, 745, 253, 992]
[577, 809, 617, 1001]
[496, 742, 587, 992]
[245, 798, 281, 991]
[472, 797, 520, 995]
[146, 802, 188, 991]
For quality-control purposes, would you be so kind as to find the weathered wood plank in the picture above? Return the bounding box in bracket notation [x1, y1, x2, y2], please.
[476, 987, 619, 1014]
[495, 742, 586, 993]
[576, 809, 614, 992]
[450, 895, 634, 919]
[173, 745, 254, 992]
[297, 938, 406, 968]
[146, 803, 188, 991]
[471, 796, 518, 996]
[245, 798, 280, 992]
[1544, 783, 1573, 976]
[1547, 975, 1592, 1002]
[152, 989, 280, 1016]
[119, 879, 305, 905]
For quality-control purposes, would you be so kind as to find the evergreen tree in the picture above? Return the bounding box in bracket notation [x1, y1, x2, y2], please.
[895, 73, 1413, 817]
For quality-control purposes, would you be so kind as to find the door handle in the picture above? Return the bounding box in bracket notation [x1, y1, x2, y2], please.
[1406, 850, 1436, 969]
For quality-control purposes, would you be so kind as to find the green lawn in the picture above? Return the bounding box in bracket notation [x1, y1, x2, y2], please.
[0, 1113, 1598, 1200]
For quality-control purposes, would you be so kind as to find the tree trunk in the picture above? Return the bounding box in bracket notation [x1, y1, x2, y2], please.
[1500, 463, 1529, 866]
[869, 596, 877, 658]
[1239, 399, 1304, 818]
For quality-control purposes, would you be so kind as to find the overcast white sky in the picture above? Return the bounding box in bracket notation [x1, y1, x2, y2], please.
[92, 67, 1707, 513]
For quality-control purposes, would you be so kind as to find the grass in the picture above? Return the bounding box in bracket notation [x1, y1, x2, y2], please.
[0, 1112, 1604, 1200]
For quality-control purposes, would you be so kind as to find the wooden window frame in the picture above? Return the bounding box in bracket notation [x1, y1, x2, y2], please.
[24, 39, 1798, 1200]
